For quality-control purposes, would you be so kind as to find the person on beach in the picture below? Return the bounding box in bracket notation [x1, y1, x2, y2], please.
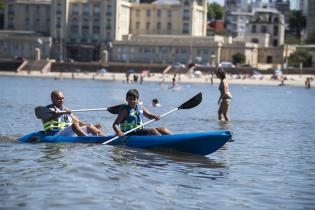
[305, 77, 312, 88]
[216, 68, 232, 121]
[172, 74, 176, 88]
[39, 90, 105, 136]
[113, 89, 171, 136]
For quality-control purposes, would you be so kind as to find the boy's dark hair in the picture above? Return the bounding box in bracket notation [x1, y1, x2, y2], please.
[126, 89, 139, 99]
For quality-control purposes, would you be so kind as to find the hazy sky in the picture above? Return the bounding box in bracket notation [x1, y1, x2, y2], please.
[208, 0, 297, 9]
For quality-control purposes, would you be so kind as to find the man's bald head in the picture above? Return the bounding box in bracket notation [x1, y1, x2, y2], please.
[51, 90, 64, 107]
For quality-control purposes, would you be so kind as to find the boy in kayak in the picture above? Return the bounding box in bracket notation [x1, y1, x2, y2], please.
[113, 89, 171, 136]
[38, 90, 105, 136]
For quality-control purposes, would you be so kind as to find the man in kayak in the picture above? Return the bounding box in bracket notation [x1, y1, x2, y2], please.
[39, 90, 105, 136]
[112, 89, 171, 136]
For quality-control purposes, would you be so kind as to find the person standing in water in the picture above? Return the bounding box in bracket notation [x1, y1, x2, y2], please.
[216, 68, 232, 121]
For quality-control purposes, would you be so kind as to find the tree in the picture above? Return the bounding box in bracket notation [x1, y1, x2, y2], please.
[288, 10, 306, 38]
[0, 0, 4, 9]
[207, 3, 223, 20]
[232, 53, 246, 65]
[306, 29, 315, 44]
[288, 49, 312, 67]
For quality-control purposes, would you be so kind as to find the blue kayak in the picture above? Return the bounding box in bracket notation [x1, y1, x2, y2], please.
[17, 131, 232, 155]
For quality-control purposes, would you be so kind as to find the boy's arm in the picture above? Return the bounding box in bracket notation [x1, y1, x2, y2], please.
[143, 106, 160, 120]
[112, 109, 128, 136]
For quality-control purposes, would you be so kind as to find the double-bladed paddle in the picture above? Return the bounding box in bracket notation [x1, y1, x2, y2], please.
[34, 104, 123, 119]
[102, 92, 202, 145]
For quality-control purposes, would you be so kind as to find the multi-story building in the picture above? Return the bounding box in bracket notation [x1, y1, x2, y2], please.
[296, 0, 308, 15]
[225, 11, 252, 38]
[225, 0, 248, 13]
[130, 0, 207, 36]
[306, 0, 315, 38]
[274, 0, 290, 26]
[248, 8, 285, 47]
[50, 0, 131, 61]
[3, 0, 207, 61]
[4, 0, 51, 35]
[224, 0, 249, 37]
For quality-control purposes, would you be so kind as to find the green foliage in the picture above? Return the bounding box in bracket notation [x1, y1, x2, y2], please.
[288, 10, 306, 38]
[232, 53, 246, 65]
[306, 29, 315, 44]
[207, 2, 223, 20]
[214, 31, 230, 37]
[0, 0, 4, 9]
[285, 34, 302, 45]
[288, 49, 312, 67]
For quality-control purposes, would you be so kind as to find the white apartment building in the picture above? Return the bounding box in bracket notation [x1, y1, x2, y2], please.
[248, 8, 285, 47]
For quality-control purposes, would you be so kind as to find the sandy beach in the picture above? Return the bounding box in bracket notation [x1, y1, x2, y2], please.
[0, 70, 313, 87]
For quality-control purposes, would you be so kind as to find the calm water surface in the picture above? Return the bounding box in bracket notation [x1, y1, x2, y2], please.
[0, 76, 314, 210]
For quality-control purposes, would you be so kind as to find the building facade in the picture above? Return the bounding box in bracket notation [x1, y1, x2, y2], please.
[248, 8, 285, 47]
[0, 31, 51, 59]
[306, 0, 315, 38]
[112, 34, 261, 68]
[130, 0, 207, 36]
[49, 0, 132, 61]
[4, 0, 51, 35]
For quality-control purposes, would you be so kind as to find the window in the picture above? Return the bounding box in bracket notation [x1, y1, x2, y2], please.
[56, 17, 61, 28]
[25, 5, 29, 13]
[157, 22, 161, 31]
[106, 18, 111, 30]
[167, 22, 172, 31]
[94, 4, 100, 15]
[146, 10, 151, 17]
[107, 4, 112, 16]
[157, 9, 161, 18]
[136, 9, 140, 17]
[72, 4, 79, 14]
[274, 17, 279, 24]
[146, 22, 150, 30]
[251, 38, 259, 44]
[82, 18, 89, 30]
[183, 9, 190, 20]
[273, 39, 278, 47]
[83, 4, 89, 16]
[8, 5, 14, 15]
[136, 21, 140, 30]
[261, 25, 267, 33]
[184, 0, 189, 6]
[252, 25, 256, 33]
[266, 56, 273, 64]
[167, 10, 172, 18]
[183, 23, 189, 34]
[273, 26, 278, 36]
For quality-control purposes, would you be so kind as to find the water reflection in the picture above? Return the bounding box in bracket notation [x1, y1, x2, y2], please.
[107, 146, 226, 180]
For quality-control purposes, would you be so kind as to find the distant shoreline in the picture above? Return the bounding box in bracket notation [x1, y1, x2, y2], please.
[0, 71, 313, 87]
